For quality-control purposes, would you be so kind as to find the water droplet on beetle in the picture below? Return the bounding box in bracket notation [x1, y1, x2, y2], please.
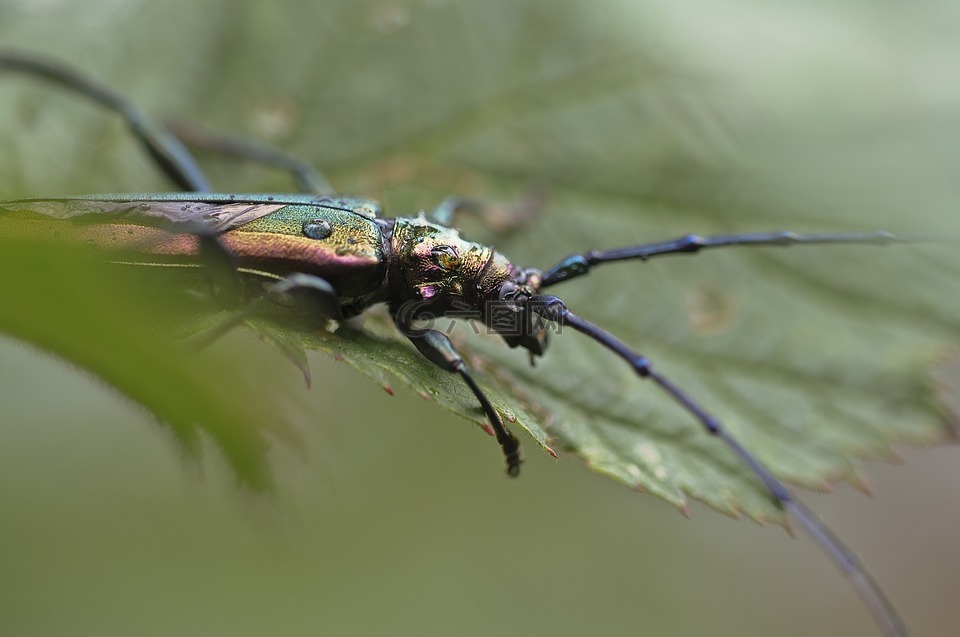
[302, 219, 333, 240]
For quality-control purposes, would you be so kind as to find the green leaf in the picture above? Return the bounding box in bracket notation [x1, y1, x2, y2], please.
[1, 0, 957, 522]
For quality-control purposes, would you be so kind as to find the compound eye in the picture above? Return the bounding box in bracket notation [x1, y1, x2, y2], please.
[431, 245, 459, 270]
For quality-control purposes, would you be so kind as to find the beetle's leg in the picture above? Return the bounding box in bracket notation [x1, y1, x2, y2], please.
[427, 196, 482, 226]
[0, 50, 211, 192]
[526, 294, 906, 637]
[165, 119, 335, 196]
[396, 317, 523, 476]
[196, 234, 241, 307]
[541, 230, 927, 287]
[190, 273, 341, 349]
[427, 187, 543, 233]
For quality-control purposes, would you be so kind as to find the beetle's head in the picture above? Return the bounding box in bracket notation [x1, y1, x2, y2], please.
[392, 217, 548, 358]
[488, 266, 549, 359]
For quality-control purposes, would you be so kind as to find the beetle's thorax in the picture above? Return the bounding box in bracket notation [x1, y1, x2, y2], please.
[389, 216, 506, 307]
[388, 215, 548, 356]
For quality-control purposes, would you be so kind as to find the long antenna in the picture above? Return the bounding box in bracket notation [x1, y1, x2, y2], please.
[541, 230, 931, 287]
[526, 294, 907, 637]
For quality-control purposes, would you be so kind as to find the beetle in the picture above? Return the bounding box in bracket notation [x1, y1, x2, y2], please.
[0, 50, 927, 637]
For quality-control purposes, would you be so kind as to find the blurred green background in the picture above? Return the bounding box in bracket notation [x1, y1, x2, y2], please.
[1, 1, 959, 636]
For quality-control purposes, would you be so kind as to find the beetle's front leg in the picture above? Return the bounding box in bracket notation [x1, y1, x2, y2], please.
[396, 316, 523, 476]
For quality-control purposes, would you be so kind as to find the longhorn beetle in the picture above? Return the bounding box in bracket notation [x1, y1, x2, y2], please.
[0, 50, 929, 637]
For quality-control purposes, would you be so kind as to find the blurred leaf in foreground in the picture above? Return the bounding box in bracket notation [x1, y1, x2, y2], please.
[0, 235, 296, 490]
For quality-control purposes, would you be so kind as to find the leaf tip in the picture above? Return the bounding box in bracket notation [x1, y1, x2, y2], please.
[850, 472, 875, 496]
[931, 348, 960, 438]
